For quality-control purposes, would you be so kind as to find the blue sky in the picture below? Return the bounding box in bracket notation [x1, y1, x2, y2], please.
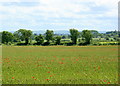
[0, 0, 118, 31]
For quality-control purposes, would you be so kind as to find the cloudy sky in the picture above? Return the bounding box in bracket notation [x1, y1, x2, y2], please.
[0, 0, 118, 31]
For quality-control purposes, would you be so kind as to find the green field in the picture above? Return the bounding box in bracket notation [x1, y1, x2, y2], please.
[2, 46, 118, 84]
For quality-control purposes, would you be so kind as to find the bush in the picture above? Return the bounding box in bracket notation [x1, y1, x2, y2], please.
[42, 42, 50, 46]
[16, 43, 26, 45]
[8, 42, 12, 45]
[33, 43, 41, 45]
[98, 42, 118, 45]
[66, 42, 74, 46]
[78, 42, 88, 46]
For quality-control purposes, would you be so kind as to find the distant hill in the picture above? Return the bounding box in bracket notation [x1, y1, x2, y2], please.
[8, 30, 106, 34]
[33, 30, 70, 35]
[33, 30, 106, 34]
[33, 30, 106, 35]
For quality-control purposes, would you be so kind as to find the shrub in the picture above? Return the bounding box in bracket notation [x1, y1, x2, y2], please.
[42, 42, 50, 46]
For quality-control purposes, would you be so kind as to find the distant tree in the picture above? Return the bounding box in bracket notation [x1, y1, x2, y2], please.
[90, 30, 99, 38]
[45, 30, 54, 43]
[78, 38, 81, 42]
[98, 33, 103, 38]
[82, 30, 92, 44]
[35, 34, 44, 45]
[17, 29, 32, 45]
[52, 37, 55, 43]
[0, 32, 2, 44]
[119, 31, 120, 37]
[13, 31, 21, 42]
[62, 35, 66, 39]
[69, 29, 80, 44]
[113, 37, 117, 41]
[105, 36, 109, 40]
[2, 31, 13, 44]
[55, 36, 61, 45]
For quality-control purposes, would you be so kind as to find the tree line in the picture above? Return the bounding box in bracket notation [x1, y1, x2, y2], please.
[1, 29, 94, 45]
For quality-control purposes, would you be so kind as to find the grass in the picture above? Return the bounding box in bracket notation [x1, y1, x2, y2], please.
[2, 45, 118, 84]
[0, 46, 2, 85]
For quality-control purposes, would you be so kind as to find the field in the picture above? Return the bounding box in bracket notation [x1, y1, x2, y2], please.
[2, 46, 118, 84]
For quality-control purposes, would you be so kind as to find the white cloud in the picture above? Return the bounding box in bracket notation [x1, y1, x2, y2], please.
[0, 0, 39, 2]
[0, 0, 118, 31]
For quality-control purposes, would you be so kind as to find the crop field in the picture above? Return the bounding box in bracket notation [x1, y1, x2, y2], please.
[2, 46, 118, 84]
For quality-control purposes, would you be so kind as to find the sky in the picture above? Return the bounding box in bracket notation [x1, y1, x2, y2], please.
[0, 0, 118, 31]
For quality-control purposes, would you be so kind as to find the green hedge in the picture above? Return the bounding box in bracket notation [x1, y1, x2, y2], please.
[92, 42, 119, 45]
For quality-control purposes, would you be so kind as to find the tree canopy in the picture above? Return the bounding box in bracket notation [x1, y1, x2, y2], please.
[45, 30, 54, 43]
[55, 36, 61, 45]
[82, 30, 92, 44]
[35, 34, 44, 45]
[69, 29, 80, 44]
[2, 31, 13, 44]
[17, 29, 32, 44]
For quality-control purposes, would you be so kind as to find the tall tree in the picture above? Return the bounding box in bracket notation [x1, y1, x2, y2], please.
[45, 30, 54, 43]
[55, 36, 61, 45]
[0, 32, 2, 44]
[17, 29, 32, 45]
[82, 30, 92, 44]
[69, 29, 80, 44]
[13, 31, 21, 42]
[90, 30, 99, 38]
[2, 31, 13, 44]
[35, 34, 44, 45]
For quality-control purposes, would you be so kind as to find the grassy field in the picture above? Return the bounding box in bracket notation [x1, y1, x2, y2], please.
[2, 46, 118, 84]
